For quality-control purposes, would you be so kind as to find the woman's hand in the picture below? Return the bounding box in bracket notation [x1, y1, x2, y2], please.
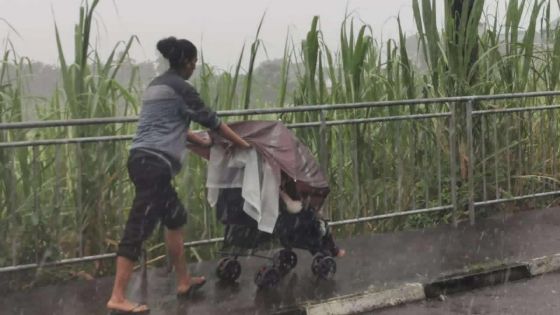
[217, 123, 251, 149]
[237, 139, 251, 149]
[187, 131, 212, 147]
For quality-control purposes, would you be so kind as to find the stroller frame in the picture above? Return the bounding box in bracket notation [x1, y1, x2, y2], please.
[214, 187, 338, 289]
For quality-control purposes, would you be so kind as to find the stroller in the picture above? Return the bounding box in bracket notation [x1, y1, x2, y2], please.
[188, 121, 340, 288]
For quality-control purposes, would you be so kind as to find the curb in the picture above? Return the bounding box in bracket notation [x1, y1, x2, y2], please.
[527, 253, 560, 276]
[424, 262, 531, 298]
[304, 283, 425, 315]
[281, 252, 560, 315]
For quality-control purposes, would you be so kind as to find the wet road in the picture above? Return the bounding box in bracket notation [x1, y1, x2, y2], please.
[2, 207, 560, 314]
[375, 271, 560, 315]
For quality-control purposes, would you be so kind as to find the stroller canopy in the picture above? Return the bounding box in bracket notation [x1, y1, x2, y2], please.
[188, 120, 330, 197]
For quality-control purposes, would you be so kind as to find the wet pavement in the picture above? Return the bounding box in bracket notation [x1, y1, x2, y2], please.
[2, 207, 560, 314]
[375, 269, 560, 314]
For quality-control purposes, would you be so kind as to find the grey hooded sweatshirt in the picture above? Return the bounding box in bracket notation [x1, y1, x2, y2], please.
[130, 69, 221, 174]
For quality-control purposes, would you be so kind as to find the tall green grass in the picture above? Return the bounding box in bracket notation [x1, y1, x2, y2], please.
[2, 0, 560, 271]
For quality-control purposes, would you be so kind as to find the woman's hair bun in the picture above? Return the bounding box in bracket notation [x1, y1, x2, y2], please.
[156, 36, 197, 69]
[157, 37, 178, 59]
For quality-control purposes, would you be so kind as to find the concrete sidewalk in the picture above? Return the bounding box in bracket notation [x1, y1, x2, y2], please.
[2, 207, 560, 315]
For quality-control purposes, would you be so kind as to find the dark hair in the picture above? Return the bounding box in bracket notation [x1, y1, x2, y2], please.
[157, 36, 197, 69]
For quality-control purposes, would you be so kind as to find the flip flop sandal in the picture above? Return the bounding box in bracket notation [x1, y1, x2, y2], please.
[109, 303, 150, 315]
[177, 278, 207, 298]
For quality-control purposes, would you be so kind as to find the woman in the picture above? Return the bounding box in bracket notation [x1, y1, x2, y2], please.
[107, 37, 250, 314]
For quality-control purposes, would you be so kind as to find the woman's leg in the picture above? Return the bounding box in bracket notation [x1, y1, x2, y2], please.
[158, 176, 206, 294]
[165, 228, 205, 294]
[107, 154, 163, 312]
[107, 257, 149, 312]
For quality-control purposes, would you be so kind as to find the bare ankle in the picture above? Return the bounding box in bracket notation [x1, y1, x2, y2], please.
[178, 274, 190, 285]
[108, 295, 125, 304]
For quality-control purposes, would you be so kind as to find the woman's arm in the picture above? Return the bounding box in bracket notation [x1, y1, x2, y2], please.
[178, 83, 250, 149]
[217, 123, 251, 149]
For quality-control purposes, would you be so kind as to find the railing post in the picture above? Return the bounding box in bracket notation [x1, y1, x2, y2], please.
[319, 110, 328, 170]
[466, 99, 475, 225]
[2, 129, 19, 266]
[75, 144, 84, 257]
[449, 102, 459, 227]
[319, 110, 329, 217]
[54, 145, 62, 243]
[32, 144, 41, 262]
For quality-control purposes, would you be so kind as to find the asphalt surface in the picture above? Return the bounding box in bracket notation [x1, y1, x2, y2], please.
[2, 207, 560, 314]
[375, 271, 560, 315]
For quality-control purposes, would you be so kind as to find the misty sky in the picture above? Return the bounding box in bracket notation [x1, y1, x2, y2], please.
[0, 0, 552, 69]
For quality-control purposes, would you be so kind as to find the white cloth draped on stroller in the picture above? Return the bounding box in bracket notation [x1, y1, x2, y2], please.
[206, 146, 280, 233]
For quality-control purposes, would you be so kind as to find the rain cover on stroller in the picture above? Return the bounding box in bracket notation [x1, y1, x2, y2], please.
[187, 121, 330, 230]
[188, 121, 341, 286]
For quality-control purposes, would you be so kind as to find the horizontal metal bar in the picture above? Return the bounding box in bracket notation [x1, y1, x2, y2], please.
[0, 237, 226, 273]
[1, 91, 559, 131]
[473, 191, 560, 207]
[288, 113, 450, 128]
[473, 104, 560, 115]
[218, 91, 560, 116]
[328, 205, 454, 227]
[0, 253, 117, 273]
[0, 114, 450, 148]
[0, 135, 135, 148]
[0, 117, 138, 130]
[183, 237, 224, 247]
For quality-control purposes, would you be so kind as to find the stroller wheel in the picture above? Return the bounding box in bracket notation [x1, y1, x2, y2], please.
[311, 254, 337, 280]
[254, 266, 280, 289]
[216, 257, 242, 282]
[273, 249, 298, 275]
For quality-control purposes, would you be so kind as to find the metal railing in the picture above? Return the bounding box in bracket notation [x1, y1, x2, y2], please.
[1, 91, 560, 273]
[468, 98, 560, 217]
